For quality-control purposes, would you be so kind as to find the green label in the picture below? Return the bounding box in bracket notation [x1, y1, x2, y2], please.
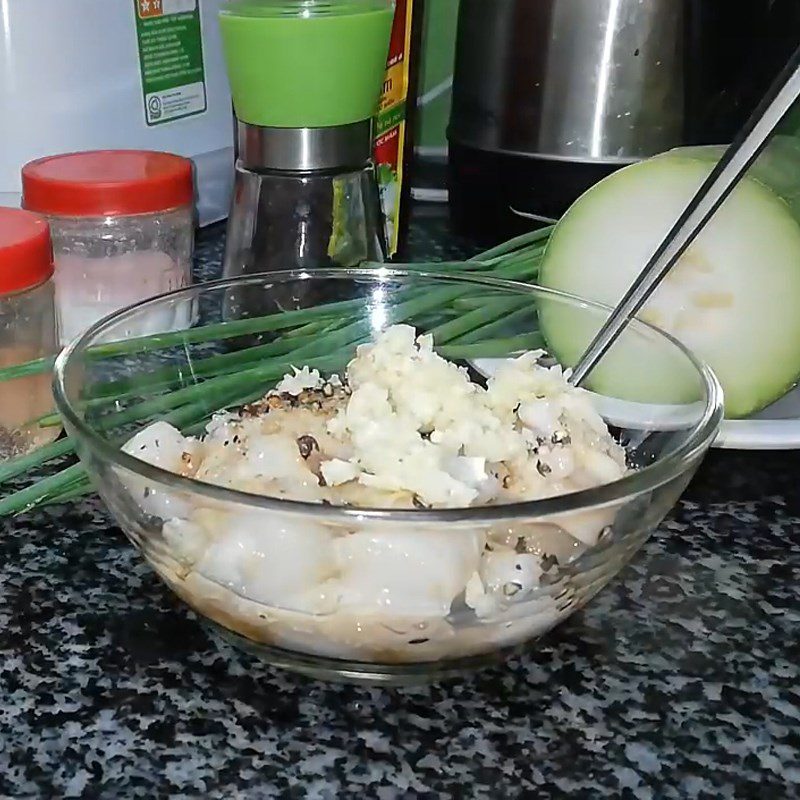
[375, 102, 406, 137]
[134, 0, 207, 126]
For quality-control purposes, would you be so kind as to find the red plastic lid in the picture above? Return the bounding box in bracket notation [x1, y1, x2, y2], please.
[0, 207, 54, 294]
[21, 150, 194, 217]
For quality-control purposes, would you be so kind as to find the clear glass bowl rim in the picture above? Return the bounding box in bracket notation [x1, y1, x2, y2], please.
[52, 267, 724, 525]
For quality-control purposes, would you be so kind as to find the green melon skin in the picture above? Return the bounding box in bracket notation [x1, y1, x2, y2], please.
[537, 152, 800, 419]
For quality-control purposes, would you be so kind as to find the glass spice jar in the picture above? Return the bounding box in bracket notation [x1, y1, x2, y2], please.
[0, 207, 61, 460]
[21, 150, 196, 346]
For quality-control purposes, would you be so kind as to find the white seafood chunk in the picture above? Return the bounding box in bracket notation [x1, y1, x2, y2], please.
[121, 421, 200, 519]
[465, 548, 543, 618]
[195, 432, 325, 501]
[162, 518, 211, 566]
[122, 420, 199, 472]
[517, 398, 562, 437]
[203, 412, 241, 445]
[578, 448, 626, 484]
[194, 511, 337, 614]
[460, 593, 565, 650]
[481, 549, 542, 595]
[333, 527, 484, 617]
[546, 505, 618, 547]
[320, 458, 360, 487]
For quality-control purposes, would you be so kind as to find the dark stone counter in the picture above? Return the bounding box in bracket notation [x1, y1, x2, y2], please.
[2, 208, 798, 798]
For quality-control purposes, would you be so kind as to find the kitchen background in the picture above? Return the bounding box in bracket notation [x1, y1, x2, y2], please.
[4, 0, 800, 244]
[2, 4, 800, 795]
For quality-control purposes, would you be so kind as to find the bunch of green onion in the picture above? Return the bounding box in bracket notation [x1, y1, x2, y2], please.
[0, 227, 552, 517]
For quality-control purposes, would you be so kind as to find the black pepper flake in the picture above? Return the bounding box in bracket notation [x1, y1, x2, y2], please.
[143, 487, 151, 498]
[551, 431, 571, 446]
[515, 563, 522, 571]
[139, 445, 146, 451]
[233, 435, 240, 444]
[412, 495, 429, 509]
[408, 638, 429, 645]
[154, 439, 160, 447]
[541, 554, 559, 571]
[296, 435, 319, 459]
[502, 475, 512, 489]
[420, 430, 432, 441]
[536, 460, 552, 477]
[318, 474, 327, 487]
[223, 440, 230, 447]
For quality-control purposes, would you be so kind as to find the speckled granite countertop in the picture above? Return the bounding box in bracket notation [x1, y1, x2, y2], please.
[2, 207, 799, 799]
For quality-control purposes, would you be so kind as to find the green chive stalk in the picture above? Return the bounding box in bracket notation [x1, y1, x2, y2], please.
[0, 230, 551, 516]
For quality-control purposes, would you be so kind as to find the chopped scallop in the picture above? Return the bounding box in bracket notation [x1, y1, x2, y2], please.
[162, 517, 212, 566]
[193, 511, 337, 614]
[461, 593, 567, 650]
[465, 548, 543, 618]
[194, 431, 325, 501]
[122, 420, 200, 472]
[481, 550, 543, 594]
[332, 526, 484, 617]
[120, 421, 201, 519]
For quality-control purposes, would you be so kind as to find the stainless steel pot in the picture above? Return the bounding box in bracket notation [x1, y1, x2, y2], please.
[450, 0, 685, 164]
[447, 0, 800, 242]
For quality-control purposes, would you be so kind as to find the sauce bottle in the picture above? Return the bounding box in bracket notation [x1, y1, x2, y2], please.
[373, 0, 424, 259]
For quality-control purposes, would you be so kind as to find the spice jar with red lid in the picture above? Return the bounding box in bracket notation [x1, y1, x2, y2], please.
[0, 207, 61, 460]
[22, 150, 196, 346]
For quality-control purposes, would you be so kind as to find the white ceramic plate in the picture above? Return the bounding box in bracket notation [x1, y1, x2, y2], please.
[471, 358, 800, 451]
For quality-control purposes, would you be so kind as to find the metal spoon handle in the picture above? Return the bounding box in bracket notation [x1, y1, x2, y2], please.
[570, 44, 800, 388]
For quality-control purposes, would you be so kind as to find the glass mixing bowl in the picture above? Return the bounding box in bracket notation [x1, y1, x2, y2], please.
[53, 270, 723, 684]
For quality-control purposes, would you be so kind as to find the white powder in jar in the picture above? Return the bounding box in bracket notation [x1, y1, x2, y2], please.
[54, 250, 193, 345]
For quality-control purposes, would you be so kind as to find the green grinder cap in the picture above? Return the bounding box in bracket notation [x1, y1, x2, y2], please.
[219, 0, 395, 129]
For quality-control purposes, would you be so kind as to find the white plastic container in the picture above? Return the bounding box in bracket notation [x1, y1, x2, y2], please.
[0, 0, 234, 226]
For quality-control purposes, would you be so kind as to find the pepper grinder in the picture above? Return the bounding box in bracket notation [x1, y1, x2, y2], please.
[218, 0, 394, 280]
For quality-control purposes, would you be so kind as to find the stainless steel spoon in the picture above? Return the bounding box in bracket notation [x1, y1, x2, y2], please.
[570, 44, 800, 388]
